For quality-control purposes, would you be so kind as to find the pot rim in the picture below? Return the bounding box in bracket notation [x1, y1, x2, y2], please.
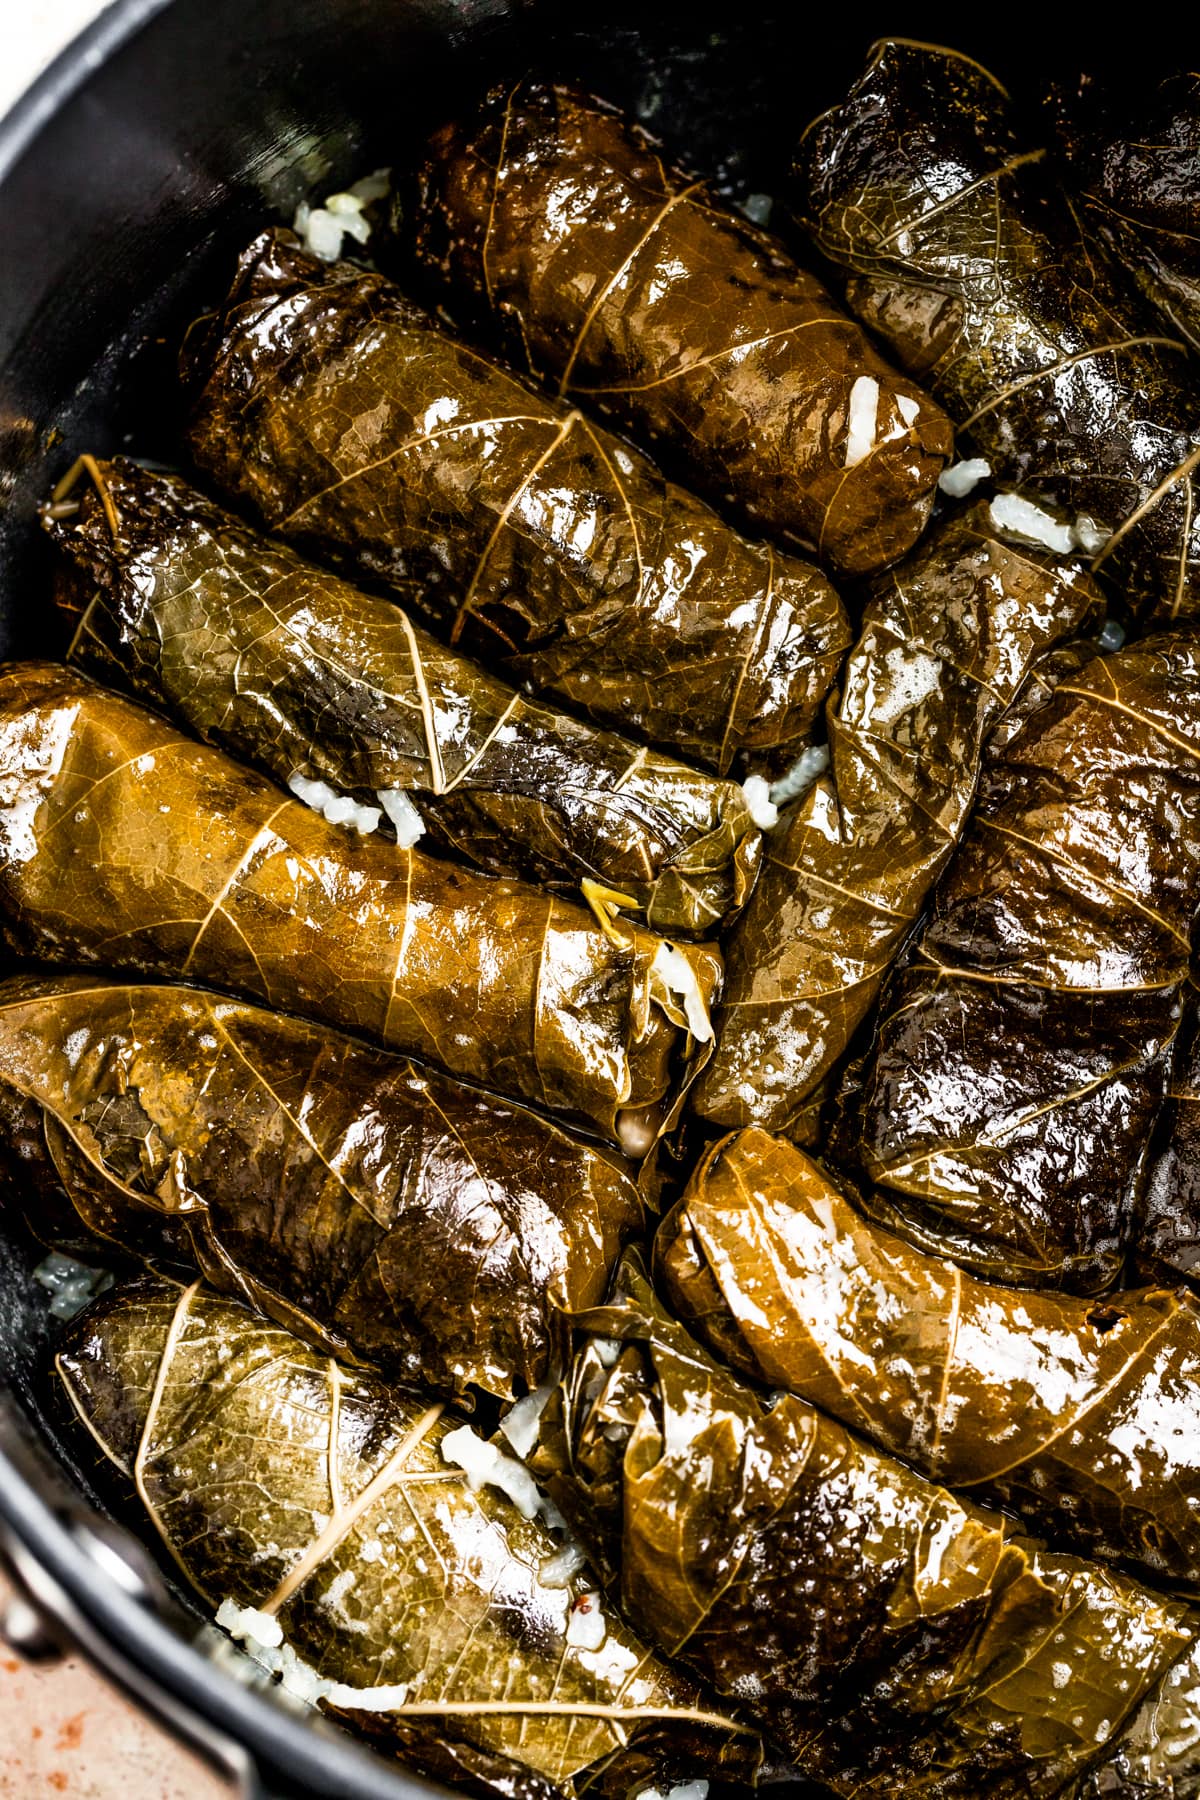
[0, 0, 172, 187]
[0, 6, 478, 1795]
[0, 1395, 450, 1799]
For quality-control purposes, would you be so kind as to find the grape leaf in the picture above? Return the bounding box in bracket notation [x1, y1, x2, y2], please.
[0, 663, 719, 1149]
[185, 230, 850, 776]
[1057, 71, 1200, 355]
[409, 79, 953, 578]
[50, 458, 761, 937]
[1070, 1632, 1200, 1797]
[0, 972, 646, 1400]
[797, 39, 1200, 620]
[659, 1125, 1200, 1589]
[1138, 977, 1200, 1291]
[695, 503, 1101, 1133]
[842, 635, 1200, 1290]
[531, 1250, 1193, 1798]
[56, 1279, 759, 1798]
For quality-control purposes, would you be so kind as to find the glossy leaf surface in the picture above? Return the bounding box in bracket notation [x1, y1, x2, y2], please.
[411, 79, 953, 579]
[1070, 1635, 1200, 1797]
[0, 974, 644, 1400]
[185, 230, 849, 775]
[694, 504, 1101, 1132]
[51, 458, 761, 937]
[531, 1251, 1191, 1798]
[843, 635, 1200, 1291]
[658, 1126, 1200, 1588]
[1139, 980, 1200, 1292]
[797, 40, 1200, 620]
[1058, 73, 1200, 353]
[57, 1280, 757, 1799]
[0, 664, 720, 1148]
[984, 637, 1100, 760]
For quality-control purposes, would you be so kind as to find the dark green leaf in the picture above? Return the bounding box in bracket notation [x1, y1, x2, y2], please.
[56, 1279, 759, 1798]
[1056, 73, 1200, 355]
[531, 1250, 1192, 1798]
[1138, 978, 1200, 1290]
[841, 635, 1200, 1290]
[0, 973, 646, 1400]
[1069, 1634, 1200, 1797]
[409, 79, 953, 579]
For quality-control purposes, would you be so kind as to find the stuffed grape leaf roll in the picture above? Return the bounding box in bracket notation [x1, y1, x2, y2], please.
[797, 40, 1200, 620]
[184, 229, 849, 775]
[0, 664, 719, 1151]
[694, 501, 1101, 1134]
[658, 1126, 1200, 1590]
[48, 457, 761, 937]
[841, 635, 1200, 1292]
[0, 974, 645, 1400]
[1056, 73, 1200, 354]
[409, 79, 953, 579]
[56, 1279, 759, 1800]
[528, 1250, 1193, 1800]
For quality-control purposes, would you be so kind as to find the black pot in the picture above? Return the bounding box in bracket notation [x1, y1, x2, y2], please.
[0, 4, 1185, 1795]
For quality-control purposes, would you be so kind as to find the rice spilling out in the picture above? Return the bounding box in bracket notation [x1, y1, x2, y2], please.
[844, 375, 880, 468]
[34, 1252, 113, 1321]
[500, 1383, 555, 1459]
[651, 944, 714, 1042]
[741, 775, 778, 830]
[292, 169, 391, 262]
[769, 743, 831, 810]
[938, 457, 992, 498]
[288, 772, 383, 834]
[216, 1600, 412, 1711]
[989, 492, 1076, 555]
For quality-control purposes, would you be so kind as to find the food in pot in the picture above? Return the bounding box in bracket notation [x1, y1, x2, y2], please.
[50, 456, 762, 936]
[184, 229, 850, 776]
[658, 1126, 1200, 1588]
[840, 634, 1200, 1292]
[0, 663, 718, 1151]
[694, 501, 1102, 1134]
[57, 1278, 760, 1799]
[410, 78, 954, 577]
[0, 973, 645, 1400]
[797, 38, 1200, 620]
[5, 32, 1200, 1799]
[526, 1249, 1194, 1799]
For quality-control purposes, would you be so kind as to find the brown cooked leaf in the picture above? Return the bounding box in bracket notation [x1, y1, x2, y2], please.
[983, 637, 1101, 760]
[56, 1279, 759, 1798]
[1138, 977, 1200, 1291]
[694, 503, 1102, 1132]
[49, 458, 761, 937]
[1069, 1633, 1200, 1797]
[0, 663, 720, 1149]
[658, 1125, 1200, 1589]
[796, 39, 1200, 620]
[0, 973, 645, 1400]
[842, 635, 1200, 1290]
[530, 1250, 1192, 1799]
[1056, 72, 1200, 354]
[409, 79, 953, 578]
[184, 229, 849, 775]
